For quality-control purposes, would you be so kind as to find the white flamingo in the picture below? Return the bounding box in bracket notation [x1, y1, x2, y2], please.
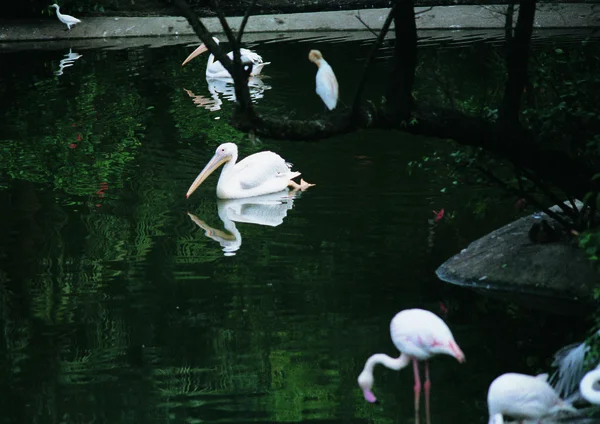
[308, 50, 339, 111]
[357, 308, 465, 424]
[487, 372, 577, 423]
[49, 4, 81, 30]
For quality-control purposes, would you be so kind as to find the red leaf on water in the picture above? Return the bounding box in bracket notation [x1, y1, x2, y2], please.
[432, 208, 445, 223]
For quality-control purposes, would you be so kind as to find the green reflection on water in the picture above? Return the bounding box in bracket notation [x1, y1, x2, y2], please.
[0, 31, 595, 424]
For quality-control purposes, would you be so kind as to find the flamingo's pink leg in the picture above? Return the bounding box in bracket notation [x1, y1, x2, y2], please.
[424, 361, 431, 424]
[413, 358, 421, 424]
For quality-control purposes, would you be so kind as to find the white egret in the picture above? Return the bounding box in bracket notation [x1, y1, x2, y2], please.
[487, 373, 577, 423]
[49, 4, 81, 31]
[357, 309, 465, 424]
[308, 50, 339, 111]
[181, 37, 270, 78]
[186, 143, 314, 200]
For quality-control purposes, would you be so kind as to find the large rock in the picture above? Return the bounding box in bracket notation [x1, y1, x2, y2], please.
[436, 205, 599, 302]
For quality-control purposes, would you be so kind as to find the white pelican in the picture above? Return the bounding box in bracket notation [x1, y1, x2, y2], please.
[358, 309, 465, 424]
[49, 4, 81, 31]
[186, 143, 314, 199]
[181, 37, 270, 78]
[487, 373, 577, 423]
[308, 50, 339, 111]
[187, 192, 295, 255]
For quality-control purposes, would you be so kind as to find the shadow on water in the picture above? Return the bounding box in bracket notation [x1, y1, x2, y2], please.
[0, 29, 598, 423]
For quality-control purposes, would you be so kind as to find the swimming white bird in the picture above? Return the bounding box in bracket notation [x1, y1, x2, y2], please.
[186, 143, 314, 199]
[487, 372, 577, 424]
[580, 365, 600, 404]
[357, 309, 465, 424]
[308, 50, 339, 111]
[187, 192, 295, 256]
[49, 4, 81, 30]
[181, 37, 270, 78]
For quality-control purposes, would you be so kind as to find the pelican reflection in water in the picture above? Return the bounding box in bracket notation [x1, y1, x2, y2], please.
[187, 192, 295, 256]
[183, 77, 271, 112]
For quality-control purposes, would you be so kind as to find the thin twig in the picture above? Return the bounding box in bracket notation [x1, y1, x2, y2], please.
[415, 6, 434, 16]
[477, 166, 572, 229]
[237, 0, 258, 45]
[355, 12, 379, 38]
[352, 5, 396, 118]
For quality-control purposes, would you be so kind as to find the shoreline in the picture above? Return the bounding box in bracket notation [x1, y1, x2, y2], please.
[0, 4, 598, 43]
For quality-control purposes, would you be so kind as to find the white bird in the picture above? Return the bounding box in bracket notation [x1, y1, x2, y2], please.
[487, 373, 577, 424]
[187, 192, 295, 256]
[580, 365, 600, 405]
[357, 309, 465, 424]
[49, 4, 81, 31]
[186, 142, 314, 200]
[308, 50, 339, 111]
[181, 37, 270, 79]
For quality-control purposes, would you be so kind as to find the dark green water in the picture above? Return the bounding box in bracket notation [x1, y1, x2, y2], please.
[0, 30, 595, 423]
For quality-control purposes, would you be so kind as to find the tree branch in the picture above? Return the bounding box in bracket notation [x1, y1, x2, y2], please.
[352, 5, 395, 119]
[236, 0, 258, 45]
[172, 0, 233, 73]
[498, 0, 535, 129]
[386, 0, 417, 121]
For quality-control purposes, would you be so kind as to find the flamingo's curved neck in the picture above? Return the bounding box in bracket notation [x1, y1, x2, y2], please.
[365, 353, 410, 373]
[580, 368, 600, 404]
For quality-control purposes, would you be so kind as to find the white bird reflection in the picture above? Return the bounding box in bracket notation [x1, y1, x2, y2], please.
[54, 48, 83, 76]
[187, 191, 295, 256]
[183, 76, 271, 112]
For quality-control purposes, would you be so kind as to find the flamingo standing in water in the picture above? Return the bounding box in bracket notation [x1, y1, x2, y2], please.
[487, 372, 577, 423]
[357, 308, 465, 424]
[181, 37, 270, 78]
[308, 50, 339, 110]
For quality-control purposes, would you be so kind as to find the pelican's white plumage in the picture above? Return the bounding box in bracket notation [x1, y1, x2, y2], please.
[186, 143, 313, 200]
[487, 373, 577, 424]
[182, 37, 270, 78]
[308, 50, 339, 110]
[580, 366, 600, 404]
[49, 4, 81, 30]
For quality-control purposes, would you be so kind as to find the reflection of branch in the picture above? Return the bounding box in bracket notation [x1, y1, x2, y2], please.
[237, 0, 258, 44]
[353, 5, 396, 118]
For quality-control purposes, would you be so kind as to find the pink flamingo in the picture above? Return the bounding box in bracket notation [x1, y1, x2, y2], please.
[357, 308, 465, 424]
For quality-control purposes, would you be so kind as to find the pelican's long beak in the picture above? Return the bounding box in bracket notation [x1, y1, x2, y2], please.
[186, 153, 229, 198]
[182, 44, 209, 67]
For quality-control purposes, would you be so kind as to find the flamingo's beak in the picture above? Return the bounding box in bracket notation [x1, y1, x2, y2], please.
[182, 43, 209, 67]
